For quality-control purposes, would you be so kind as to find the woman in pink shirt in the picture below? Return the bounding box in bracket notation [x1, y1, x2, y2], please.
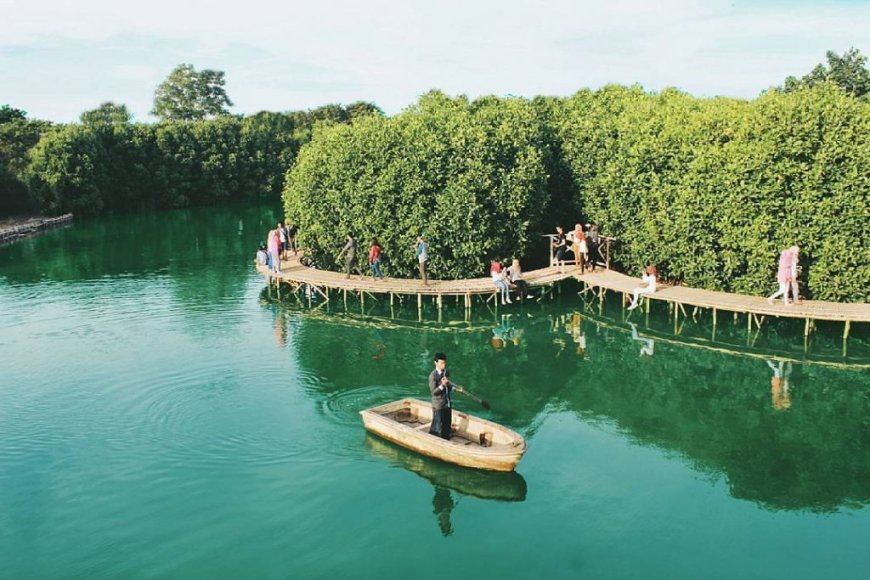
[767, 245, 799, 305]
[267, 228, 282, 274]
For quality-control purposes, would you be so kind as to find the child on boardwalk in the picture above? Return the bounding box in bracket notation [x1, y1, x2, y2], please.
[369, 238, 384, 280]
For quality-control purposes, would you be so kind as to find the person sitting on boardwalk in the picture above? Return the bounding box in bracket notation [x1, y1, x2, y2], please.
[506, 258, 532, 300]
[428, 352, 457, 440]
[337, 233, 364, 279]
[369, 237, 384, 280]
[491, 260, 512, 305]
[553, 225, 568, 272]
[767, 245, 800, 306]
[415, 235, 429, 286]
[571, 223, 588, 273]
[627, 265, 658, 310]
[267, 227, 282, 274]
[256, 242, 269, 267]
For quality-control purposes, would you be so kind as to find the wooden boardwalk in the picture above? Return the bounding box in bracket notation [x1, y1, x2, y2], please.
[257, 254, 869, 339]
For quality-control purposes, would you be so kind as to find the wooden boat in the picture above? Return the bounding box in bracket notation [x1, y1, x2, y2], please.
[359, 398, 526, 472]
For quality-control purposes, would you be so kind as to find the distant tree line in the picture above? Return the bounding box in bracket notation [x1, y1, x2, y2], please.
[0, 63, 382, 216]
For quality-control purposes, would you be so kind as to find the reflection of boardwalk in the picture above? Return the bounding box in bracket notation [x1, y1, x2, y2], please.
[577, 310, 869, 370]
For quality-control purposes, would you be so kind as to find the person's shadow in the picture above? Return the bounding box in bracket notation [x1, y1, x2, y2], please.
[364, 434, 527, 536]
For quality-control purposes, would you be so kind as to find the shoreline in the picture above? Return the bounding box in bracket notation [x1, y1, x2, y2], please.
[0, 213, 74, 245]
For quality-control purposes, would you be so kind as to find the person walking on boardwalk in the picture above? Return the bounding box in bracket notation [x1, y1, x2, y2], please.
[278, 222, 288, 260]
[767, 245, 800, 306]
[287, 223, 299, 256]
[428, 352, 457, 440]
[369, 237, 384, 280]
[586, 224, 600, 271]
[415, 234, 429, 285]
[553, 225, 568, 272]
[337, 232, 364, 279]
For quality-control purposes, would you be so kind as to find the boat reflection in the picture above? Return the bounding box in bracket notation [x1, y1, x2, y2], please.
[364, 434, 527, 535]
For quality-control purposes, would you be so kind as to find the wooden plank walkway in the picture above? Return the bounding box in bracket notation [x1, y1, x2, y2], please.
[574, 269, 870, 323]
[257, 255, 869, 331]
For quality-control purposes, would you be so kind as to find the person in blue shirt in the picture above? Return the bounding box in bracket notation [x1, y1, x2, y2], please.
[415, 234, 429, 285]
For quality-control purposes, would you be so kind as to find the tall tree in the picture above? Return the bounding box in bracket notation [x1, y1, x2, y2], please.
[80, 102, 132, 126]
[0, 105, 28, 124]
[782, 47, 870, 100]
[151, 64, 234, 121]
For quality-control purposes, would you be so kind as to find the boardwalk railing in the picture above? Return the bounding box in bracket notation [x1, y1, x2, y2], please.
[542, 233, 615, 269]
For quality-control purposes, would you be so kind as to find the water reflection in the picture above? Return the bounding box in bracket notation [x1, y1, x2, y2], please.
[280, 297, 868, 513]
[364, 434, 527, 536]
[766, 360, 792, 411]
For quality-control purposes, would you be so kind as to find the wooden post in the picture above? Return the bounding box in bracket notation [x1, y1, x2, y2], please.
[417, 293, 422, 310]
[748, 312, 752, 333]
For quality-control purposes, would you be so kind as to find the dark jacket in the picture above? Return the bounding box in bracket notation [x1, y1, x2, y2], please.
[428, 369, 455, 410]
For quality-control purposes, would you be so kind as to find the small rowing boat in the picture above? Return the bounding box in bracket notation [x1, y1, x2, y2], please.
[359, 398, 526, 472]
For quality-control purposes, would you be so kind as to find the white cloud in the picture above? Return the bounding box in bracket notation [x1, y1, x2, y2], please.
[1, 0, 868, 121]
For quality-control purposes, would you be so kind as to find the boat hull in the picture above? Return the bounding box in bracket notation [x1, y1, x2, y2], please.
[360, 398, 526, 472]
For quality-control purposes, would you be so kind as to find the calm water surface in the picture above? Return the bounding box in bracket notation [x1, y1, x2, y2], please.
[1, 205, 868, 579]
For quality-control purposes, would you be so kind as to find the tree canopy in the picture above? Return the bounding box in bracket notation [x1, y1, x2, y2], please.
[782, 47, 870, 100]
[151, 64, 234, 121]
[80, 102, 132, 126]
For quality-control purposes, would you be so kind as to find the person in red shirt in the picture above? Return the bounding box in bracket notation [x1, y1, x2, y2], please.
[369, 238, 384, 280]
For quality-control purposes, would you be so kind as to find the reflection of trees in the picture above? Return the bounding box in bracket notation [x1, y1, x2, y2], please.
[0, 204, 278, 307]
[289, 302, 869, 513]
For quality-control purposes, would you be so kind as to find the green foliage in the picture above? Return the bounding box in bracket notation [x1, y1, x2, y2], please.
[0, 105, 28, 124]
[555, 84, 870, 302]
[21, 103, 379, 217]
[152, 64, 234, 121]
[782, 47, 870, 101]
[0, 108, 53, 215]
[283, 91, 551, 279]
[80, 102, 132, 126]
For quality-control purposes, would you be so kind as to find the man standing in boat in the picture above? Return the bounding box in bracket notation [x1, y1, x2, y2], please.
[428, 352, 457, 440]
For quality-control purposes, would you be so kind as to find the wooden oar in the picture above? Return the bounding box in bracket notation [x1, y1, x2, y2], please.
[455, 385, 491, 410]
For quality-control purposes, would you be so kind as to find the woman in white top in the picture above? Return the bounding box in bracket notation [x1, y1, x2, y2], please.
[506, 259, 532, 299]
[627, 265, 657, 310]
[490, 260, 511, 304]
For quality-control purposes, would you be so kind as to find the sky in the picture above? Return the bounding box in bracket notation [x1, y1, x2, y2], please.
[1, 0, 868, 123]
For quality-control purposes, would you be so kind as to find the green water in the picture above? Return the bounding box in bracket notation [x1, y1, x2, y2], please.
[1, 205, 868, 579]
